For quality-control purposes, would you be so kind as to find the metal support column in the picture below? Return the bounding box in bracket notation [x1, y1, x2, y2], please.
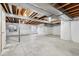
[18, 19, 20, 42]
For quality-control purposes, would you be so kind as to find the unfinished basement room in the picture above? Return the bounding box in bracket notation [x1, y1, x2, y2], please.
[1, 3, 79, 56]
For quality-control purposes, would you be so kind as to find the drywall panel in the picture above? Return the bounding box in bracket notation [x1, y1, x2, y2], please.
[61, 21, 71, 40]
[71, 21, 79, 42]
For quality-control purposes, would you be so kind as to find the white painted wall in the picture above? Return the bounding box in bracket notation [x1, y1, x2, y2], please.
[6, 23, 38, 36]
[52, 25, 60, 35]
[71, 21, 79, 43]
[0, 5, 6, 52]
[1, 11, 6, 49]
[37, 24, 60, 35]
[19, 24, 32, 35]
[61, 21, 71, 40]
[31, 25, 38, 34]
[7, 23, 61, 36]
[0, 4, 2, 53]
[61, 20, 79, 43]
[6, 23, 19, 36]
[37, 24, 52, 35]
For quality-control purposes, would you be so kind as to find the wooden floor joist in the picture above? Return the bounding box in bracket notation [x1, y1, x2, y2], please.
[57, 3, 70, 9]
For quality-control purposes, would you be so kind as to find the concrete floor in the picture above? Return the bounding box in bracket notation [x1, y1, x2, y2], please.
[1, 34, 79, 56]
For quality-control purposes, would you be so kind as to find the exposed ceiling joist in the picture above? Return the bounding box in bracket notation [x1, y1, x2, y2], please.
[1, 3, 9, 13]
[5, 3, 11, 13]
[57, 3, 70, 9]
[18, 8, 21, 15]
[69, 11, 79, 15]
[64, 4, 79, 11]
[9, 4, 13, 14]
[69, 13, 79, 16]
[4, 3, 9, 13]
[12, 5, 17, 14]
[31, 13, 38, 18]
[1, 3, 7, 13]
[28, 20, 32, 24]
[29, 12, 35, 17]
[17, 9, 19, 15]
[53, 3, 79, 18]
[1, 3, 13, 22]
[30, 21, 34, 24]
[8, 3, 52, 16]
[6, 13, 49, 23]
[68, 8, 79, 13]
[39, 16, 47, 19]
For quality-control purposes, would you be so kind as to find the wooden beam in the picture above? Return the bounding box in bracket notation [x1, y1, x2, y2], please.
[69, 13, 79, 16]
[68, 8, 79, 13]
[16, 9, 19, 15]
[21, 8, 26, 16]
[57, 3, 70, 9]
[12, 5, 17, 14]
[32, 21, 36, 25]
[1, 3, 7, 13]
[6, 13, 54, 23]
[64, 4, 79, 11]
[4, 3, 9, 13]
[32, 21, 35, 25]
[26, 20, 29, 24]
[30, 21, 34, 24]
[18, 8, 21, 15]
[15, 7, 17, 15]
[9, 4, 13, 14]
[39, 16, 47, 19]
[31, 13, 38, 17]
[1, 3, 13, 22]
[24, 8, 31, 16]
[28, 20, 32, 24]
[69, 11, 79, 15]
[5, 3, 11, 13]
[36, 21, 39, 24]
[32, 21, 36, 24]
[29, 12, 35, 17]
